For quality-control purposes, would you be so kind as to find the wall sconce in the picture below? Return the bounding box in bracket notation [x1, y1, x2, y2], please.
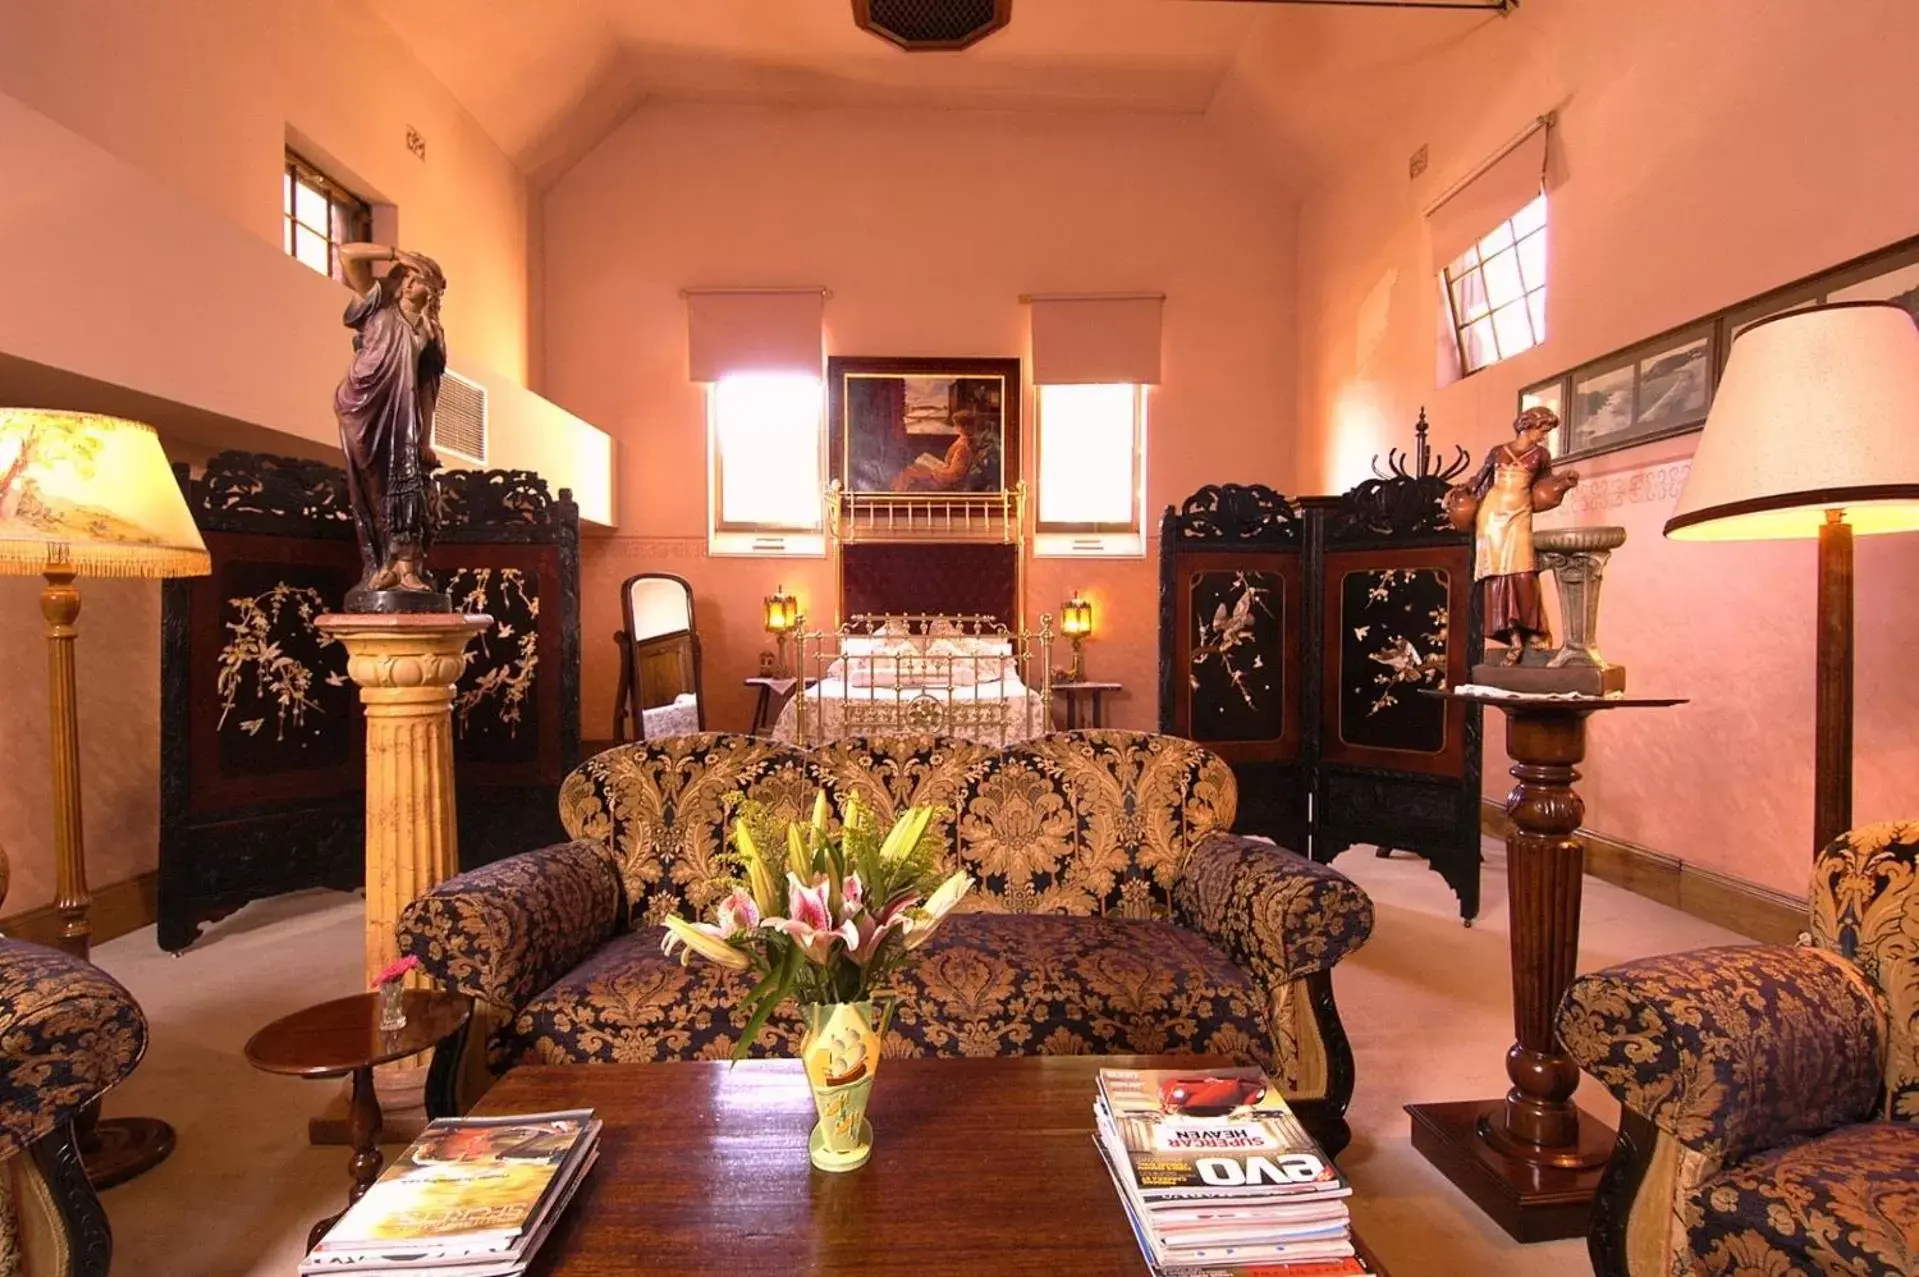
[1059, 591, 1093, 682]
[764, 584, 800, 676]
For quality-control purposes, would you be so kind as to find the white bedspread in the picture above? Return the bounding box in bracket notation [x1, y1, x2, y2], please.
[773, 678, 1047, 746]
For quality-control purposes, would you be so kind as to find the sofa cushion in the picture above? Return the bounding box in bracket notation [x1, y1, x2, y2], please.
[511, 913, 1275, 1074]
[1809, 819, 1919, 1121]
[1687, 1121, 1919, 1276]
[557, 733, 818, 925]
[955, 732, 1238, 918]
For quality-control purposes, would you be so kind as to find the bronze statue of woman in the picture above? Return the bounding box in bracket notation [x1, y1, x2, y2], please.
[334, 242, 450, 612]
[1451, 406, 1579, 663]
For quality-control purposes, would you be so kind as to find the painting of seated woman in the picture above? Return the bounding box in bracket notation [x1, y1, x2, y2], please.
[829, 356, 1020, 495]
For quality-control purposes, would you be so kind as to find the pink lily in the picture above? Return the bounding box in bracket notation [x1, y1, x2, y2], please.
[841, 872, 864, 914]
[769, 872, 857, 965]
[716, 887, 759, 938]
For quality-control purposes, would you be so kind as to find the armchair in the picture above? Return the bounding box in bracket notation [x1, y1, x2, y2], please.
[1558, 821, 1919, 1277]
[0, 940, 150, 1277]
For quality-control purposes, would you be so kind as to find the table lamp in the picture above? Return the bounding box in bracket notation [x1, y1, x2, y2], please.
[1059, 592, 1094, 682]
[764, 584, 799, 677]
[0, 407, 210, 1186]
[1665, 302, 1919, 855]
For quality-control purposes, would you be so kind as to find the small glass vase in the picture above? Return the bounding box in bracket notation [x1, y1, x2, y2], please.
[798, 1000, 882, 1173]
[377, 980, 408, 1032]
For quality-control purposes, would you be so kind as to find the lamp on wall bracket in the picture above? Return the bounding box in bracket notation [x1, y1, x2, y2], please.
[1664, 302, 1919, 856]
[1059, 591, 1094, 682]
[0, 408, 211, 1187]
[764, 584, 800, 677]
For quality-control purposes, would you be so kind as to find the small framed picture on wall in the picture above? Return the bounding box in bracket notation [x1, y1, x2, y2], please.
[1519, 376, 1568, 456]
[1553, 322, 1715, 462]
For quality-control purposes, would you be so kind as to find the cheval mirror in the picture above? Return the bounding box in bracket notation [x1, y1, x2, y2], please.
[612, 572, 706, 742]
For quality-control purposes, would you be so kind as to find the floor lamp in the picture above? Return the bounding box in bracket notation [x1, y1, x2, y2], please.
[1665, 302, 1919, 855]
[0, 408, 210, 1186]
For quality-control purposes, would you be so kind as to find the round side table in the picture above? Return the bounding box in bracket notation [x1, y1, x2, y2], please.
[245, 989, 471, 1251]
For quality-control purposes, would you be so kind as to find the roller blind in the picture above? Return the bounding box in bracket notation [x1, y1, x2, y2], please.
[685, 289, 824, 382]
[1030, 295, 1163, 385]
[1427, 122, 1549, 269]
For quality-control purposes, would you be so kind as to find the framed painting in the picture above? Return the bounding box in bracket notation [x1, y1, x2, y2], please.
[1520, 375, 1569, 457]
[1555, 321, 1715, 462]
[1722, 239, 1919, 370]
[827, 356, 1021, 495]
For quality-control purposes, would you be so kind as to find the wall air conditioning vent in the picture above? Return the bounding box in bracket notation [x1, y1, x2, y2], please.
[432, 370, 487, 464]
[853, 0, 1010, 51]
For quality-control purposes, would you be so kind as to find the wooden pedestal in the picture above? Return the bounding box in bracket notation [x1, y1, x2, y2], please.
[1414, 690, 1684, 1243]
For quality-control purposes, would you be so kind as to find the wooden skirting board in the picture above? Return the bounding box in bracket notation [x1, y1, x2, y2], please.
[0, 871, 160, 949]
[1480, 800, 1805, 945]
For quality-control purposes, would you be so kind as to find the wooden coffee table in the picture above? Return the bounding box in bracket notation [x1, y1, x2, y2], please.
[474, 1056, 1387, 1275]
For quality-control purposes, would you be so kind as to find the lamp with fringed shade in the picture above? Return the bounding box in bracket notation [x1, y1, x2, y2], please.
[0, 408, 208, 1186]
[1664, 302, 1919, 856]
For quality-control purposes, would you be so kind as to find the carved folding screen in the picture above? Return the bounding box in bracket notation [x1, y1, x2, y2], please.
[1160, 474, 1484, 922]
[1158, 486, 1308, 851]
[159, 453, 580, 951]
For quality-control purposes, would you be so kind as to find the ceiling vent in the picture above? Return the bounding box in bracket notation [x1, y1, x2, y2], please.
[432, 370, 488, 465]
[852, 0, 1011, 51]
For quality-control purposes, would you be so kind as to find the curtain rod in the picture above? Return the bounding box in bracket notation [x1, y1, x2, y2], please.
[1018, 291, 1166, 304]
[681, 286, 833, 299]
[1422, 111, 1555, 218]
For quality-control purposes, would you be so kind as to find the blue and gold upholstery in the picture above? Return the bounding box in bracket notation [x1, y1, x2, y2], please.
[0, 939, 151, 1277]
[401, 730, 1375, 1128]
[1558, 821, 1919, 1277]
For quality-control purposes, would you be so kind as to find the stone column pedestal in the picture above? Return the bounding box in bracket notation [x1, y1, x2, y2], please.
[316, 612, 490, 1082]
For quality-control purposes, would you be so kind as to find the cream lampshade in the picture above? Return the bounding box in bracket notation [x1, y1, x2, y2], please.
[0, 407, 208, 1188]
[1667, 303, 1919, 541]
[1664, 302, 1919, 857]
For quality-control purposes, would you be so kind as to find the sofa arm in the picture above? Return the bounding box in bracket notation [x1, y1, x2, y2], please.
[0, 940, 148, 1157]
[397, 839, 625, 1024]
[1558, 944, 1884, 1163]
[1174, 833, 1375, 986]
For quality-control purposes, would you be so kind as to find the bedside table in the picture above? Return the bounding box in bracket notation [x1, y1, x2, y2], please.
[744, 676, 801, 735]
[1052, 681, 1121, 729]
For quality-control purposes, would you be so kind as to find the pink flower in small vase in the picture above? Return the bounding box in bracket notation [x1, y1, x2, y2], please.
[372, 954, 421, 989]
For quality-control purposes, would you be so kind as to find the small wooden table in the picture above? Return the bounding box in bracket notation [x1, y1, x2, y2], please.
[745, 676, 801, 735]
[245, 990, 471, 1250]
[475, 1056, 1387, 1275]
[1053, 681, 1121, 729]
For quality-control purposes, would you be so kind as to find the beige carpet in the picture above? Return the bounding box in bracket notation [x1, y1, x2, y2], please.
[86, 839, 1749, 1276]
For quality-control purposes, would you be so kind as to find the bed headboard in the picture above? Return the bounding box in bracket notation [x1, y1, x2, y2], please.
[839, 542, 1020, 628]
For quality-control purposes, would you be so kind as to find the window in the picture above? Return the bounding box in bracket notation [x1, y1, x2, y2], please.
[284, 150, 372, 282]
[1443, 193, 1547, 375]
[1034, 383, 1146, 557]
[709, 373, 826, 555]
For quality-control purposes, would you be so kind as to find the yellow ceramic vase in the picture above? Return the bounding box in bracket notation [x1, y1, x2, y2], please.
[799, 1000, 882, 1172]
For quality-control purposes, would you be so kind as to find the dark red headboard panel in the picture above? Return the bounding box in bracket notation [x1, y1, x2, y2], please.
[840, 542, 1020, 628]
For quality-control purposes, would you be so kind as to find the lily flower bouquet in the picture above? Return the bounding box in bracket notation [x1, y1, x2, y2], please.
[661, 791, 972, 1171]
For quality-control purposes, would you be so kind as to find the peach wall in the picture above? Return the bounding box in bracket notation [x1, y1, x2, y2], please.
[0, 0, 529, 380]
[543, 103, 1298, 738]
[0, 4, 617, 921]
[1294, 0, 1919, 898]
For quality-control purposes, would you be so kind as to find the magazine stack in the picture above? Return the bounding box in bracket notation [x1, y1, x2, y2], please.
[1095, 1066, 1371, 1276]
[300, 1109, 601, 1277]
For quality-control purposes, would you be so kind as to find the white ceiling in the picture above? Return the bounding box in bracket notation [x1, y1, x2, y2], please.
[372, 0, 1502, 187]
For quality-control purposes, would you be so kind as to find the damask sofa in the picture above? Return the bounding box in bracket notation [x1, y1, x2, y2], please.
[0, 939, 152, 1277]
[399, 730, 1375, 1149]
[1557, 820, 1919, 1277]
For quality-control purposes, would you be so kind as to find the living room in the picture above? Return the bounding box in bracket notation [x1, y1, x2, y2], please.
[2, 1, 1916, 1274]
